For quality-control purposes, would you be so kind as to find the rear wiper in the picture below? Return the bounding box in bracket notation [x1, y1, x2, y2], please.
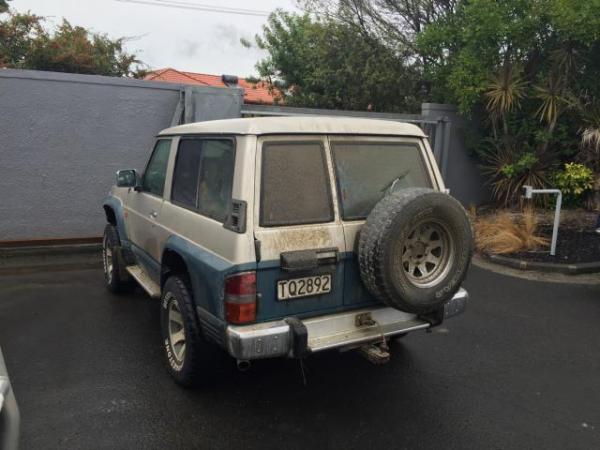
[381, 170, 410, 194]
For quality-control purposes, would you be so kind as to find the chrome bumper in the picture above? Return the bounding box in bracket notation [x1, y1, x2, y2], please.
[226, 288, 468, 360]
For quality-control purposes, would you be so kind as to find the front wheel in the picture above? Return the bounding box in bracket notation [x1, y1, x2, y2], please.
[102, 224, 132, 293]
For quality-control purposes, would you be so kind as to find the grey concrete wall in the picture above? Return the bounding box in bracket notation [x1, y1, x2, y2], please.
[0, 69, 484, 242]
[0, 69, 242, 241]
[422, 103, 491, 206]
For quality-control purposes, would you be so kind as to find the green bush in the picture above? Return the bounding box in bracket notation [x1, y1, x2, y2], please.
[552, 162, 594, 206]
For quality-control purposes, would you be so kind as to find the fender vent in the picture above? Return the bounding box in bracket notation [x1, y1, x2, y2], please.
[224, 199, 247, 233]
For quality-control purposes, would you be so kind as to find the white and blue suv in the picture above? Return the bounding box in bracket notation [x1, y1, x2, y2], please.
[102, 116, 473, 386]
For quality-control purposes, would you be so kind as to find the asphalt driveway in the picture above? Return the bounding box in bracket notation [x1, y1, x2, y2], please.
[0, 264, 599, 449]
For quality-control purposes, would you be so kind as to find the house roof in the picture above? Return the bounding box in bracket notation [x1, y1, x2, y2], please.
[144, 68, 278, 105]
[159, 116, 425, 137]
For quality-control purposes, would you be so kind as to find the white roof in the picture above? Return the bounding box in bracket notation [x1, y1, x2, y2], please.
[159, 116, 425, 137]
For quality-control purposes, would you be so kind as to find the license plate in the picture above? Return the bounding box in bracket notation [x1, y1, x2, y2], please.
[277, 274, 332, 300]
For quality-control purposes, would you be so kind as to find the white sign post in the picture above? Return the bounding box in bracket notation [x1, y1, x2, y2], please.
[523, 185, 562, 256]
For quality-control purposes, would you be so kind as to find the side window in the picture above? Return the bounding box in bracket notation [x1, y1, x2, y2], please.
[171, 138, 235, 223]
[172, 139, 202, 208]
[142, 139, 172, 196]
[260, 141, 333, 227]
[197, 140, 235, 223]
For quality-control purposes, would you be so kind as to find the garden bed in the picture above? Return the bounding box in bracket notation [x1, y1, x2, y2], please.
[507, 226, 600, 264]
[475, 209, 600, 271]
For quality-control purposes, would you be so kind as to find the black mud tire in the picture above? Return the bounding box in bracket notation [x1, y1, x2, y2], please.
[358, 188, 473, 314]
[102, 224, 133, 293]
[160, 275, 219, 387]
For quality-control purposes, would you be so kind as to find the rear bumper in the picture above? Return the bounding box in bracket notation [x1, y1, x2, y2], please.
[225, 288, 468, 360]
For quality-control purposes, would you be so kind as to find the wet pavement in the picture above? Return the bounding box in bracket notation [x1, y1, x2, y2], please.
[0, 265, 599, 449]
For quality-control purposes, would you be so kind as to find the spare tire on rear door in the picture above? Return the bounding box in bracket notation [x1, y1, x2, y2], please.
[358, 188, 473, 314]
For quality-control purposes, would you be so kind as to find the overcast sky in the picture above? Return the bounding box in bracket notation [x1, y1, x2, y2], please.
[11, 0, 298, 77]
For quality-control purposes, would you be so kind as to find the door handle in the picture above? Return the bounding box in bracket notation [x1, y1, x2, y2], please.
[149, 211, 158, 219]
[280, 247, 339, 272]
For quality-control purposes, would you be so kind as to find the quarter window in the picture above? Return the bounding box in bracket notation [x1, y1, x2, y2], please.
[331, 141, 432, 220]
[197, 140, 235, 223]
[171, 139, 202, 208]
[171, 138, 235, 223]
[142, 139, 172, 196]
[261, 141, 333, 227]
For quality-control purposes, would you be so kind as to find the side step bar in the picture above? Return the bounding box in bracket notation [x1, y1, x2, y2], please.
[126, 265, 161, 299]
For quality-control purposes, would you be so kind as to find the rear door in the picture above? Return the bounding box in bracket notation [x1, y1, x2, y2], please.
[329, 136, 436, 306]
[253, 136, 346, 321]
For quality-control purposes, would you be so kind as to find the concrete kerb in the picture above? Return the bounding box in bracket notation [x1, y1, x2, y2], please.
[0, 243, 102, 275]
[472, 255, 600, 285]
[3, 242, 599, 284]
[484, 253, 600, 275]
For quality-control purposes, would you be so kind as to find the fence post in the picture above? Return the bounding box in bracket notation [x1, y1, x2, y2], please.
[170, 89, 185, 126]
[184, 86, 195, 124]
[432, 117, 445, 164]
[421, 103, 490, 205]
[441, 118, 452, 180]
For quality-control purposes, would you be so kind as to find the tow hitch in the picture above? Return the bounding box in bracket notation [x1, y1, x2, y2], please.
[353, 312, 391, 364]
[357, 341, 390, 364]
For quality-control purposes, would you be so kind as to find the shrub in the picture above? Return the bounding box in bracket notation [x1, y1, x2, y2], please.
[474, 209, 549, 254]
[552, 162, 594, 206]
[480, 138, 555, 206]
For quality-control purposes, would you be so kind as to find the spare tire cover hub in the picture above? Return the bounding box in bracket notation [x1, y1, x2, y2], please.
[399, 220, 454, 288]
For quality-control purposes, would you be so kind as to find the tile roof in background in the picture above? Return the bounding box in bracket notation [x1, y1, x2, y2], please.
[144, 68, 278, 105]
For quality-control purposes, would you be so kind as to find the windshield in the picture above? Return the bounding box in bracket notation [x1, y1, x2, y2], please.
[331, 141, 432, 220]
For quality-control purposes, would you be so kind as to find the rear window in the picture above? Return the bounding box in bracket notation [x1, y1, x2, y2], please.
[331, 141, 432, 220]
[261, 141, 334, 227]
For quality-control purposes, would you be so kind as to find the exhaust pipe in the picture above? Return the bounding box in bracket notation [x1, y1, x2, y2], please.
[236, 359, 251, 371]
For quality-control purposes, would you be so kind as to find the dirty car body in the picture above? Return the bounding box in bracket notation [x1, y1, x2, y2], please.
[102, 117, 469, 381]
[0, 347, 20, 450]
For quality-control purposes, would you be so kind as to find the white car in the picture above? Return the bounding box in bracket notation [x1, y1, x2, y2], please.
[102, 117, 473, 386]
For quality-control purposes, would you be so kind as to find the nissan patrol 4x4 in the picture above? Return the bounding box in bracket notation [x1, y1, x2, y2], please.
[102, 116, 473, 386]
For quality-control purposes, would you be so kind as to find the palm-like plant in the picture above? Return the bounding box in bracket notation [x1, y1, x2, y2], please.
[580, 106, 600, 170]
[480, 137, 553, 206]
[534, 72, 575, 131]
[484, 64, 527, 136]
[551, 45, 582, 82]
[579, 103, 600, 210]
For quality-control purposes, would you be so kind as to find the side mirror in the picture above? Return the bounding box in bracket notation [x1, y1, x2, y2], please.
[116, 169, 139, 188]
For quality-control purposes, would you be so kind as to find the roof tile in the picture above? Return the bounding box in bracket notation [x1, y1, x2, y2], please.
[144, 68, 278, 105]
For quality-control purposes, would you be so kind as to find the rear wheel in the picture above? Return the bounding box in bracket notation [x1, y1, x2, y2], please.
[160, 275, 220, 387]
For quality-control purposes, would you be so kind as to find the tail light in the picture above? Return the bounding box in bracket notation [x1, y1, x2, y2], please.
[225, 271, 257, 324]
